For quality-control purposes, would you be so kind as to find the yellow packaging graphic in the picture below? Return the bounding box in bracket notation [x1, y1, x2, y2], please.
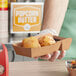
[0, 0, 8, 8]
[11, 3, 43, 33]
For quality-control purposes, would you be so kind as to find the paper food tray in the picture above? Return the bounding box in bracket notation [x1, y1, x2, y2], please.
[13, 41, 61, 58]
[13, 36, 72, 58]
[53, 36, 72, 50]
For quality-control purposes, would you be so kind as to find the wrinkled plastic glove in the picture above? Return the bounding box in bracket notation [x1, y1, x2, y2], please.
[35, 29, 66, 62]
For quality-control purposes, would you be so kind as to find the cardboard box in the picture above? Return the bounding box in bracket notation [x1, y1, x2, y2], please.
[11, 3, 43, 33]
[13, 36, 72, 58]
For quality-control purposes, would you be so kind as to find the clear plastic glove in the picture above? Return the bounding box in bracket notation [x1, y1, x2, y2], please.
[35, 29, 66, 62]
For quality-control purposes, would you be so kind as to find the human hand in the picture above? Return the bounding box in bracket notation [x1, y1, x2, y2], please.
[35, 50, 66, 62]
[35, 29, 66, 61]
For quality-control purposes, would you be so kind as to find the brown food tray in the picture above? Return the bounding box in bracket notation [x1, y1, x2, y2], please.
[13, 36, 72, 58]
[53, 36, 72, 50]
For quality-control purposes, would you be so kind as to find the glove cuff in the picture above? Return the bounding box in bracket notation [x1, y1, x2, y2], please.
[40, 29, 58, 36]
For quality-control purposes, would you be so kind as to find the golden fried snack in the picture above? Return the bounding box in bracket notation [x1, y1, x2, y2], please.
[38, 35, 56, 47]
[22, 37, 41, 48]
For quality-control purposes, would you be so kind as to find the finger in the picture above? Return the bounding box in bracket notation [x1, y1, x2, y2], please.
[40, 54, 51, 60]
[34, 55, 49, 59]
[58, 50, 66, 59]
[49, 51, 60, 62]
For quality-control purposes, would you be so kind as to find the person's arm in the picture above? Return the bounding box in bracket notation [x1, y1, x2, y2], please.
[37, 0, 69, 61]
[42, 0, 69, 35]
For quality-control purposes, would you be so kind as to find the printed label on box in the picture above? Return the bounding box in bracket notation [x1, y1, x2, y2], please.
[11, 3, 43, 33]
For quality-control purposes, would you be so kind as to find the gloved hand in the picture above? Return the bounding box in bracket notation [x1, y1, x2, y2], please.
[35, 29, 66, 62]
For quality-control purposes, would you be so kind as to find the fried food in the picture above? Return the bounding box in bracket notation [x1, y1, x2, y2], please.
[22, 37, 41, 48]
[38, 35, 56, 47]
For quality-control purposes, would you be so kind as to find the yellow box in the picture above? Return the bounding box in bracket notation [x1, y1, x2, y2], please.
[11, 3, 44, 33]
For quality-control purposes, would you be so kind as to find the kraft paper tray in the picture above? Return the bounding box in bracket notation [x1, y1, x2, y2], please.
[13, 36, 72, 58]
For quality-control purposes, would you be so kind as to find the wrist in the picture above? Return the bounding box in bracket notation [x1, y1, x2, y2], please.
[40, 29, 58, 36]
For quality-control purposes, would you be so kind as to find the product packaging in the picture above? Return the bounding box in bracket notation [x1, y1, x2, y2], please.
[67, 61, 76, 76]
[11, 3, 43, 33]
